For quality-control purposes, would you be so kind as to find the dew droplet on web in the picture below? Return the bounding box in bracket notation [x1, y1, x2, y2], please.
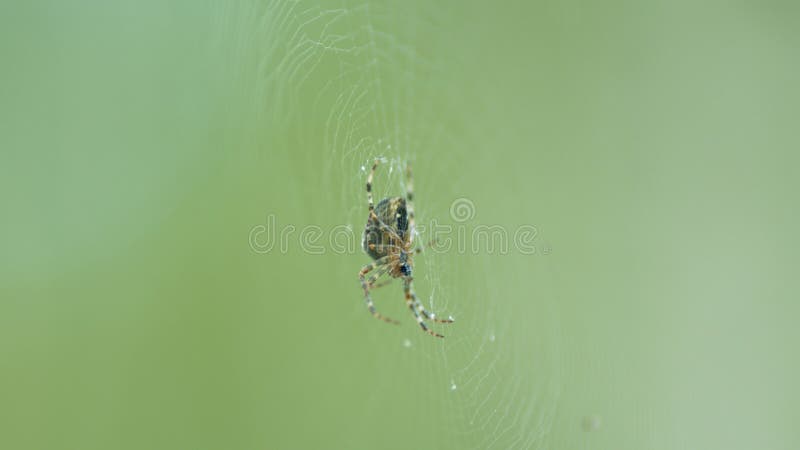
[403, 339, 411, 348]
[360, 165, 366, 172]
[450, 380, 457, 391]
[489, 333, 496, 342]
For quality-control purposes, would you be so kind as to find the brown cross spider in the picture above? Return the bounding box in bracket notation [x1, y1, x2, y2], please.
[359, 159, 454, 338]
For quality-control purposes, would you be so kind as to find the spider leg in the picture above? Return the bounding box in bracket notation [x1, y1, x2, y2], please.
[403, 277, 443, 338]
[368, 275, 394, 290]
[360, 259, 399, 325]
[366, 159, 378, 215]
[367, 211, 405, 247]
[406, 282, 455, 324]
[366, 266, 388, 285]
[405, 163, 416, 245]
[414, 300, 455, 324]
[366, 265, 397, 290]
[368, 242, 404, 254]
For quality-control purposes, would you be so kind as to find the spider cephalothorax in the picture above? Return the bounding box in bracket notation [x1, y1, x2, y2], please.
[358, 159, 454, 337]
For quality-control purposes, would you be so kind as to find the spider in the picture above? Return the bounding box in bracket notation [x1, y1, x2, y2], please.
[358, 159, 454, 338]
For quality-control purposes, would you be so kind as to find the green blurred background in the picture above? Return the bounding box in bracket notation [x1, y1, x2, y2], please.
[2, 1, 798, 449]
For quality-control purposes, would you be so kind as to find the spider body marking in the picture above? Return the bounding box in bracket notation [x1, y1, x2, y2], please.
[363, 196, 410, 275]
[358, 159, 454, 337]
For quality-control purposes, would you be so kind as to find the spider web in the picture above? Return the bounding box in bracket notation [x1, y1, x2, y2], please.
[213, 2, 562, 448]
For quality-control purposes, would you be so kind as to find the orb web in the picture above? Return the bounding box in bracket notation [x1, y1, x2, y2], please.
[212, 1, 562, 448]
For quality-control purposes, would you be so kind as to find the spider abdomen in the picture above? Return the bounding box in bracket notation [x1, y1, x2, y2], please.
[363, 196, 408, 260]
